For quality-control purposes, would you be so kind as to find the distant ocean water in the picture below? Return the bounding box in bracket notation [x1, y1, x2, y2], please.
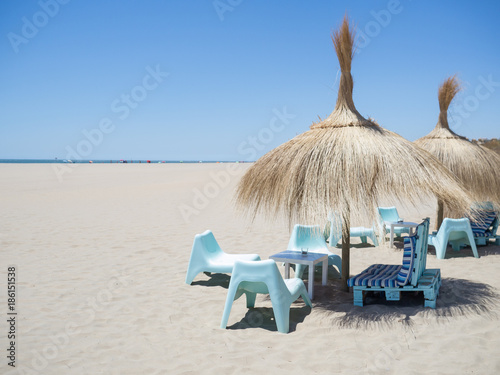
[0, 159, 246, 164]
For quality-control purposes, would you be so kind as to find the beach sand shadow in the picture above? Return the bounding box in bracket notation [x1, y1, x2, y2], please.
[191, 273, 231, 288]
[226, 305, 312, 333]
[313, 277, 499, 330]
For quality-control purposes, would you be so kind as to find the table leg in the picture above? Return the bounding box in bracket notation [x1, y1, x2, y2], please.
[390, 225, 394, 248]
[284, 262, 290, 279]
[322, 259, 327, 285]
[308, 262, 314, 300]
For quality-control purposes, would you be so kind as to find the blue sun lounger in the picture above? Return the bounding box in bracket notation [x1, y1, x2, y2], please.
[470, 207, 499, 246]
[348, 218, 441, 308]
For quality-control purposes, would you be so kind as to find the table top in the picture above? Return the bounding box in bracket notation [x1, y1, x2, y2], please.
[385, 221, 418, 227]
[270, 250, 328, 262]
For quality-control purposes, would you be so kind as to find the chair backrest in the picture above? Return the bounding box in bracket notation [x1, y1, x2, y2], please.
[378, 206, 400, 222]
[410, 218, 430, 287]
[231, 259, 287, 295]
[193, 230, 224, 258]
[436, 218, 472, 242]
[439, 218, 471, 233]
[287, 224, 329, 252]
[396, 235, 416, 286]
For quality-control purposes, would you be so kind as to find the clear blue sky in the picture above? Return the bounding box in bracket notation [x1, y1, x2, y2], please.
[1, 0, 499, 161]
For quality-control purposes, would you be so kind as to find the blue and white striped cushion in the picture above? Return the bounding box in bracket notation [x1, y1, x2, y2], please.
[396, 235, 416, 286]
[348, 264, 401, 288]
[348, 234, 417, 288]
[473, 231, 488, 237]
[470, 211, 497, 235]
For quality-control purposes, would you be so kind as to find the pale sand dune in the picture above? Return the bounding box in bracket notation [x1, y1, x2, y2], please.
[1, 164, 500, 374]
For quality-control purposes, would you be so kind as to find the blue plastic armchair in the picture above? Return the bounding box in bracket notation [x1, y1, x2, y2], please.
[287, 224, 342, 279]
[378, 206, 410, 237]
[220, 259, 312, 333]
[185, 230, 261, 284]
[428, 218, 478, 259]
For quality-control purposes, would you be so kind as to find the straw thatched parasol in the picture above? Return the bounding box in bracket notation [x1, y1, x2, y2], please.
[236, 16, 475, 290]
[415, 75, 500, 229]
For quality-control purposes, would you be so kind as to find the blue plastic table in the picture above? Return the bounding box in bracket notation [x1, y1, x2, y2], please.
[385, 221, 418, 248]
[270, 250, 328, 299]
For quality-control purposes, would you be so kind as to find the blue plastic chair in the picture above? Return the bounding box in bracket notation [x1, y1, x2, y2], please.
[220, 259, 312, 333]
[428, 218, 479, 259]
[378, 206, 411, 237]
[287, 224, 342, 279]
[326, 212, 379, 247]
[185, 230, 261, 284]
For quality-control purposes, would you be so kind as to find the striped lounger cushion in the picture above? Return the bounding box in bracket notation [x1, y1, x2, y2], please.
[348, 235, 416, 288]
[473, 232, 488, 237]
[470, 211, 496, 236]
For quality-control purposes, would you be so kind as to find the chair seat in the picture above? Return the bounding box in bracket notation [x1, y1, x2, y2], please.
[347, 264, 402, 288]
[350, 226, 374, 237]
[284, 277, 306, 295]
[209, 253, 261, 268]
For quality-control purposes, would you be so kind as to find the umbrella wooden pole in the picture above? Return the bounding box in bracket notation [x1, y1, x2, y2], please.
[341, 213, 350, 292]
[437, 199, 444, 230]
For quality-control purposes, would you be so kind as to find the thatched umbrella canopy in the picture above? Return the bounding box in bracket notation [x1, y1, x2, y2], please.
[415, 75, 500, 229]
[236, 16, 474, 290]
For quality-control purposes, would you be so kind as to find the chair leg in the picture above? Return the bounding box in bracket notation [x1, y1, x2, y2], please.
[185, 266, 202, 285]
[295, 264, 307, 279]
[329, 254, 342, 276]
[271, 301, 291, 334]
[467, 233, 479, 258]
[423, 289, 437, 309]
[370, 233, 379, 246]
[301, 290, 312, 308]
[435, 243, 446, 259]
[353, 289, 364, 306]
[475, 238, 486, 246]
[220, 284, 239, 329]
[245, 292, 257, 308]
[385, 290, 400, 301]
[360, 236, 367, 244]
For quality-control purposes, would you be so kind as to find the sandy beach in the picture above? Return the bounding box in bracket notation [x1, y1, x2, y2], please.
[1, 163, 499, 374]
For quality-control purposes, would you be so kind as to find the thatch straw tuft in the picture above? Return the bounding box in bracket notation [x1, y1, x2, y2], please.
[438, 75, 461, 115]
[310, 16, 372, 130]
[415, 75, 500, 216]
